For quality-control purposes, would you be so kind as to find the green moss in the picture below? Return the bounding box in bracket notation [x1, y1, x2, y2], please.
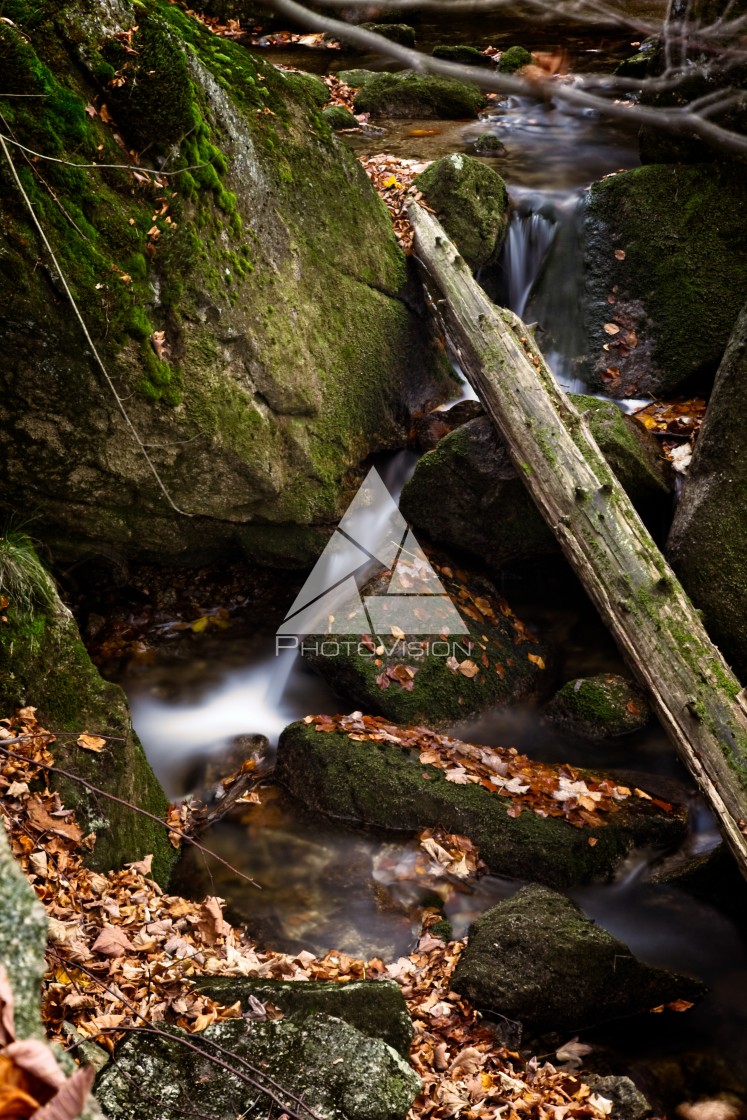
[353, 72, 487, 119]
[277, 723, 688, 887]
[546, 674, 651, 739]
[432, 44, 488, 65]
[323, 104, 359, 131]
[360, 23, 416, 46]
[497, 45, 533, 72]
[415, 154, 508, 272]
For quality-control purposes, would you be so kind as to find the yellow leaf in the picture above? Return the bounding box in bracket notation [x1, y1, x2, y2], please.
[191, 616, 209, 633]
[528, 653, 545, 670]
[77, 733, 106, 752]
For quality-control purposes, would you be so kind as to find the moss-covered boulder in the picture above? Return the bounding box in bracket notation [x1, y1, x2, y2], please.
[323, 104, 359, 130]
[497, 46, 534, 72]
[545, 674, 652, 739]
[668, 299, 747, 681]
[302, 563, 549, 725]
[193, 977, 413, 1055]
[473, 133, 507, 155]
[360, 23, 416, 46]
[0, 1, 451, 566]
[0, 537, 174, 884]
[580, 164, 747, 397]
[96, 1014, 421, 1120]
[432, 44, 491, 65]
[451, 885, 705, 1036]
[399, 400, 673, 574]
[276, 721, 688, 887]
[353, 72, 487, 118]
[414, 155, 508, 271]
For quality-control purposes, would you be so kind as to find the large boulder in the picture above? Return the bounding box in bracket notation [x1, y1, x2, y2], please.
[0, 535, 175, 884]
[451, 885, 705, 1036]
[193, 977, 414, 1056]
[667, 299, 747, 681]
[0, 1, 451, 567]
[399, 399, 673, 573]
[578, 164, 747, 397]
[414, 155, 509, 272]
[353, 72, 487, 118]
[276, 719, 688, 887]
[95, 1014, 421, 1120]
[0, 824, 48, 1040]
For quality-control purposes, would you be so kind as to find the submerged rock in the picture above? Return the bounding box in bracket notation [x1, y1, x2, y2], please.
[0, 537, 174, 884]
[96, 1014, 421, 1120]
[276, 720, 688, 887]
[0, 2, 451, 567]
[399, 399, 672, 573]
[580, 164, 747, 397]
[353, 72, 487, 118]
[668, 298, 747, 682]
[546, 674, 652, 739]
[451, 885, 705, 1035]
[193, 977, 414, 1055]
[414, 155, 509, 271]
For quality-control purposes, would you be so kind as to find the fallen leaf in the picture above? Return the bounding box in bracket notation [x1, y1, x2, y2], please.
[603, 323, 621, 335]
[91, 926, 135, 958]
[76, 733, 106, 753]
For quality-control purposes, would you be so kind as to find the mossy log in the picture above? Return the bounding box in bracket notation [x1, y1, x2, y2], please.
[410, 202, 747, 877]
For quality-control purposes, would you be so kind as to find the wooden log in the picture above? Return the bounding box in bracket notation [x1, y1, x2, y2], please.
[410, 202, 747, 876]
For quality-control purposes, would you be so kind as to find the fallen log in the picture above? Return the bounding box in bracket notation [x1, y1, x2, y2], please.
[410, 202, 747, 877]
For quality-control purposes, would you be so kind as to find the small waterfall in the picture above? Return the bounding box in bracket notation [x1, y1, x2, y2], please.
[502, 204, 557, 320]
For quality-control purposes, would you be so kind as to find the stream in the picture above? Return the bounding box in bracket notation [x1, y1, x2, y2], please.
[109, 0, 747, 1103]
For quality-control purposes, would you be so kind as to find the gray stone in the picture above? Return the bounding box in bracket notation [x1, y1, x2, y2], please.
[415, 154, 509, 271]
[0, 826, 48, 1040]
[451, 885, 705, 1036]
[585, 1076, 651, 1120]
[545, 673, 652, 739]
[192, 977, 414, 1055]
[353, 72, 487, 118]
[96, 1014, 421, 1120]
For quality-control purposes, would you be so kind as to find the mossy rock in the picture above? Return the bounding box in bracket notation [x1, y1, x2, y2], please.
[353, 72, 487, 118]
[399, 402, 673, 575]
[360, 23, 416, 47]
[96, 1014, 421, 1120]
[545, 673, 652, 739]
[0, 826, 48, 1040]
[451, 885, 705, 1037]
[432, 44, 491, 66]
[193, 977, 413, 1055]
[281, 69, 330, 107]
[323, 104, 359, 130]
[0, 546, 174, 885]
[497, 45, 533, 72]
[614, 38, 658, 80]
[337, 68, 380, 88]
[276, 722, 688, 887]
[414, 154, 508, 271]
[581, 163, 747, 397]
[667, 299, 747, 681]
[302, 563, 549, 725]
[0, 0, 452, 566]
[473, 132, 507, 155]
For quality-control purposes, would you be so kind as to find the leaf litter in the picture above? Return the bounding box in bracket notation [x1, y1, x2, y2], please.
[0, 706, 678, 1120]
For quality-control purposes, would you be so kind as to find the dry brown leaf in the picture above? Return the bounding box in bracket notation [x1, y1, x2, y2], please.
[76, 733, 106, 753]
[91, 926, 135, 958]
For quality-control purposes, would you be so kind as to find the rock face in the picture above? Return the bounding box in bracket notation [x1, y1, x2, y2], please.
[399, 399, 673, 573]
[193, 977, 414, 1056]
[0, 825, 48, 1040]
[276, 722, 688, 887]
[580, 164, 747, 397]
[415, 155, 509, 272]
[0, 537, 174, 884]
[668, 299, 747, 682]
[0, 0, 450, 567]
[96, 1014, 421, 1120]
[451, 885, 705, 1035]
[545, 674, 651, 739]
[353, 72, 487, 118]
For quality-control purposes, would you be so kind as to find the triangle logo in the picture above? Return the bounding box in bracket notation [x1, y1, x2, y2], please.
[277, 467, 469, 637]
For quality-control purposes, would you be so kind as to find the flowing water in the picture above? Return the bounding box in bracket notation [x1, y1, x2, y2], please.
[113, 0, 747, 1103]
